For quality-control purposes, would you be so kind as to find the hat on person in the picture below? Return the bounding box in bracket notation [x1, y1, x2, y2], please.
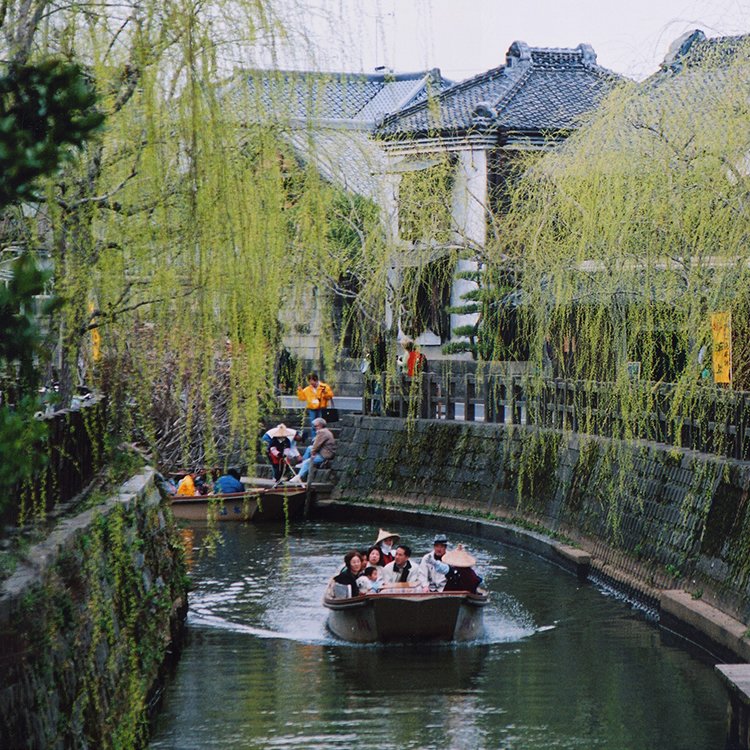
[375, 528, 400, 545]
[433, 533, 448, 545]
[442, 544, 476, 568]
[268, 423, 297, 438]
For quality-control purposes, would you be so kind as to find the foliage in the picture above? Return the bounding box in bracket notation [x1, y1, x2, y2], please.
[0, 59, 104, 206]
[0, 59, 101, 514]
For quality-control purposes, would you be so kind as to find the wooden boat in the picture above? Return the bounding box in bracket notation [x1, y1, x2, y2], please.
[170, 486, 306, 522]
[323, 581, 489, 643]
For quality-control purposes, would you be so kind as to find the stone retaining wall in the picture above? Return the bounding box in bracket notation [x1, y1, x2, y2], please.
[0, 469, 188, 750]
[331, 416, 750, 632]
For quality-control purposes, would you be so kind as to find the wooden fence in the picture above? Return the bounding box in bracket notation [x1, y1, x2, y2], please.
[363, 373, 750, 461]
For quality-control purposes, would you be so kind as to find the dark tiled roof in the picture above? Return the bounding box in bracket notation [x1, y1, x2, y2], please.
[656, 29, 750, 74]
[241, 69, 451, 126]
[377, 41, 620, 139]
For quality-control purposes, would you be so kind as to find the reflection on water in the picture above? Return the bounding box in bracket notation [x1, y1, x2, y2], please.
[150, 522, 728, 750]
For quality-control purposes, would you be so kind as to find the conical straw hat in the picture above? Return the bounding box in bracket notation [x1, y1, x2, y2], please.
[442, 544, 476, 568]
[268, 423, 296, 438]
[375, 528, 400, 545]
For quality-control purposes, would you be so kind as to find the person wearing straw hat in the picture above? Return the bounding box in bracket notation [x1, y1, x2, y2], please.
[374, 528, 400, 565]
[442, 544, 483, 594]
[263, 423, 297, 482]
[418, 533, 451, 592]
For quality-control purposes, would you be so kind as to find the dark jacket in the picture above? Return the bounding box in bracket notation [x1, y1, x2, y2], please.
[333, 569, 362, 598]
[444, 567, 482, 594]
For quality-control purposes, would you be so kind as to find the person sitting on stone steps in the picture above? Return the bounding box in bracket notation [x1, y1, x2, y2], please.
[288, 417, 335, 485]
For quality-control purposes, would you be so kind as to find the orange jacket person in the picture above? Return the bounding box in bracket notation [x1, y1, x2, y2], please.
[297, 371, 334, 436]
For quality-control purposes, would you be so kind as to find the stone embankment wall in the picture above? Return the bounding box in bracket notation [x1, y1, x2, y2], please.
[0, 469, 188, 750]
[331, 416, 750, 652]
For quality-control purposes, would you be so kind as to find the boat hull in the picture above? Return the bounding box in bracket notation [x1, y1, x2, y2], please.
[324, 588, 489, 643]
[170, 488, 306, 522]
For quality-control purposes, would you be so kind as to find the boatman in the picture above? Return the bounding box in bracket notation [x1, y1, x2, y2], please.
[442, 544, 483, 594]
[381, 545, 420, 585]
[417, 533, 451, 592]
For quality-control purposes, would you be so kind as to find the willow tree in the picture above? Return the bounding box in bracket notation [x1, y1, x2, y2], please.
[0, 0, 386, 470]
[492, 35, 750, 439]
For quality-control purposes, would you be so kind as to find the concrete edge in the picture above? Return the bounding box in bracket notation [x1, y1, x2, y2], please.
[0, 468, 158, 623]
[317, 499, 750, 663]
[661, 589, 750, 662]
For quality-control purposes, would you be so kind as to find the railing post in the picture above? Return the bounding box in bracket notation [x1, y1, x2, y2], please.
[445, 375, 455, 420]
[465, 375, 475, 423]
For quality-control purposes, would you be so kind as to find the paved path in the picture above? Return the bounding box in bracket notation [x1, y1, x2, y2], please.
[278, 395, 486, 421]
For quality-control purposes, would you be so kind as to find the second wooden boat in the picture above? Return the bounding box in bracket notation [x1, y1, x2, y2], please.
[170, 486, 306, 522]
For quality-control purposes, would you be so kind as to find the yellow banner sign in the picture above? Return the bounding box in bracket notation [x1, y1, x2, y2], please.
[710, 311, 732, 384]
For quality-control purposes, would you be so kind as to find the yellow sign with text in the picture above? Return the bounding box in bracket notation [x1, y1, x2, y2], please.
[710, 311, 732, 384]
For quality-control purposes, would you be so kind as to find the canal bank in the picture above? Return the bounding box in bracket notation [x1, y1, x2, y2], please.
[328, 415, 750, 662]
[0, 469, 188, 750]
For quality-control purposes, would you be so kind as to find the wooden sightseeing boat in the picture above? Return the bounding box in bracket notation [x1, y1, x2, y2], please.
[170, 486, 306, 523]
[323, 581, 489, 643]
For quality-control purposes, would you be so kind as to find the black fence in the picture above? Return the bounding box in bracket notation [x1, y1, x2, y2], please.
[4, 397, 107, 527]
[364, 373, 750, 461]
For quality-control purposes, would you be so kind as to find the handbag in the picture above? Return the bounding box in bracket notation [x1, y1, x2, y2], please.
[323, 399, 339, 422]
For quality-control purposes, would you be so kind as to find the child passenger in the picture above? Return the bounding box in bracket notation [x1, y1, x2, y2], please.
[357, 566, 382, 594]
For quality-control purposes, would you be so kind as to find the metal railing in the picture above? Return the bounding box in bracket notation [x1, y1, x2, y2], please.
[363, 373, 750, 461]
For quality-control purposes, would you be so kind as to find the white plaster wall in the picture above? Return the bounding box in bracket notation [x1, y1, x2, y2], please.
[450, 147, 488, 342]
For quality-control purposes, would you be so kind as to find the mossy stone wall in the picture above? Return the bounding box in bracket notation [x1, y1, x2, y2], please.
[0, 469, 188, 750]
[332, 415, 750, 622]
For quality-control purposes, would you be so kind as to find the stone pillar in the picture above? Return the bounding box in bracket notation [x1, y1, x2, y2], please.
[716, 664, 750, 749]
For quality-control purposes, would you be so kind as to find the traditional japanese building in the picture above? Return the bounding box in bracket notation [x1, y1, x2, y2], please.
[375, 41, 621, 359]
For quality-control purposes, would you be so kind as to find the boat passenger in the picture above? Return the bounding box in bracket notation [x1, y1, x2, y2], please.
[417, 533, 451, 592]
[381, 545, 420, 585]
[175, 472, 197, 496]
[357, 566, 382, 594]
[213, 468, 244, 495]
[366, 545, 384, 568]
[442, 545, 483, 594]
[289, 418, 336, 485]
[333, 550, 364, 598]
[373, 529, 400, 565]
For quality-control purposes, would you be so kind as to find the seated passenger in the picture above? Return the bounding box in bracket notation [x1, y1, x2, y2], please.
[356, 565, 382, 594]
[213, 468, 244, 494]
[442, 545, 483, 594]
[381, 545, 420, 585]
[175, 471, 197, 496]
[333, 550, 364, 598]
[366, 545, 385, 569]
[417, 533, 451, 592]
[373, 529, 400, 565]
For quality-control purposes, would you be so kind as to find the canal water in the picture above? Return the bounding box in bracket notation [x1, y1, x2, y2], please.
[149, 521, 728, 750]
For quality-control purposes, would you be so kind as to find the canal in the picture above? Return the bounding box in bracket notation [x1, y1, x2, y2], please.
[149, 521, 728, 749]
